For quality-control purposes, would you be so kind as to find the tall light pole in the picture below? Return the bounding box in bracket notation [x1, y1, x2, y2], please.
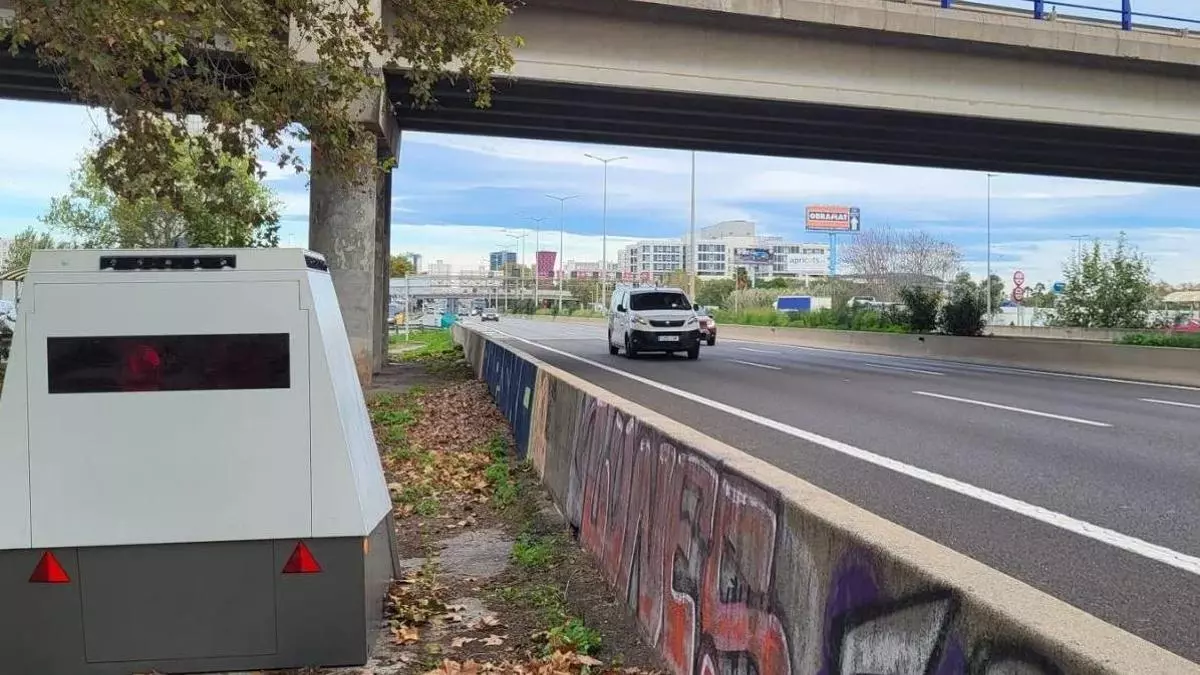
[495, 243, 515, 312]
[506, 232, 529, 306]
[546, 194, 579, 313]
[689, 150, 697, 302]
[986, 172, 998, 322]
[527, 216, 547, 309]
[584, 153, 627, 310]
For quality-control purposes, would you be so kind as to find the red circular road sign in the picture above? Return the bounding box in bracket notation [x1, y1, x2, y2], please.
[1012, 286, 1026, 302]
[1013, 270, 1026, 287]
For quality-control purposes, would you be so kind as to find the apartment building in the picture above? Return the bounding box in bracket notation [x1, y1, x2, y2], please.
[618, 221, 831, 280]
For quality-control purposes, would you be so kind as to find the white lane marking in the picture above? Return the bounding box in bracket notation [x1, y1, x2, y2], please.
[862, 363, 945, 376]
[492, 330, 1200, 577]
[1139, 398, 1200, 410]
[719, 338, 1200, 392]
[912, 391, 1112, 428]
[738, 347, 780, 355]
[730, 359, 782, 371]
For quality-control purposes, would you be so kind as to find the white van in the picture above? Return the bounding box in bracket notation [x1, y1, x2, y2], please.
[607, 286, 702, 359]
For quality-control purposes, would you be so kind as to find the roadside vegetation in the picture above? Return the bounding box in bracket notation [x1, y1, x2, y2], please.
[1117, 332, 1200, 349]
[390, 329, 473, 378]
[362, 354, 664, 674]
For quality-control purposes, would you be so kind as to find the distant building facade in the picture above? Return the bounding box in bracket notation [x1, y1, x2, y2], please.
[488, 250, 517, 272]
[617, 221, 831, 281]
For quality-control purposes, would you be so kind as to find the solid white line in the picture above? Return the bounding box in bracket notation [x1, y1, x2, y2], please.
[738, 347, 780, 355]
[862, 363, 945, 376]
[912, 391, 1112, 428]
[731, 359, 782, 371]
[492, 330, 1200, 577]
[1139, 398, 1200, 410]
[719, 338, 1200, 392]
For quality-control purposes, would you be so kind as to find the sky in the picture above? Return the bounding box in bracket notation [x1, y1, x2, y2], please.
[1, 93, 1198, 288]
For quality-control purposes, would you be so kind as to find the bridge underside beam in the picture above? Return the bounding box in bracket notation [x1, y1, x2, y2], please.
[389, 76, 1200, 188]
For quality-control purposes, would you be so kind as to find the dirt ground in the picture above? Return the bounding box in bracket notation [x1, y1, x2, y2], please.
[294, 355, 667, 675]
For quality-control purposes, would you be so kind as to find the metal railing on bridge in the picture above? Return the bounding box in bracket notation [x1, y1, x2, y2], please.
[937, 0, 1200, 33]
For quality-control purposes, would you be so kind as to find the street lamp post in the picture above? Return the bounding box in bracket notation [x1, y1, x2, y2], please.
[505, 232, 529, 308]
[495, 243, 516, 312]
[584, 153, 627, 310]
[689, 150, 697, 302]
[986, 173, 998, 322]
[546, 194, 579, 313]
[527, 216, 547, 309]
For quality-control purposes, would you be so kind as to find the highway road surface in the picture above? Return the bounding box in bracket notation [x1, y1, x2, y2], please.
[474, 317, 1200, 663]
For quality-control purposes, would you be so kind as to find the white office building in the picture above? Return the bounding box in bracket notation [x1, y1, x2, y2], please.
[617, 221, 830, 281]
[564, 259, 618, 279]
[617, 241, 685, 279]
[427, 259, 453, 276]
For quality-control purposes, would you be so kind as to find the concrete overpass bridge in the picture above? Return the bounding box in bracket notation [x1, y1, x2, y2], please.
[4, 0, 1200, 380]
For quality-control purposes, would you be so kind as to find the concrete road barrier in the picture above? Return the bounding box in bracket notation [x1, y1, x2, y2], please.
[522, 316, 1199, 386]
[453, 323, 1199, 675]
[717, 325, 1200, 387]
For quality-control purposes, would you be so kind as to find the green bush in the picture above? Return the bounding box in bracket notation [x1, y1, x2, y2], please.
[1117, 332, 1200, 348]
[898, 286, 940, 333]
[938, 293, 986, 336]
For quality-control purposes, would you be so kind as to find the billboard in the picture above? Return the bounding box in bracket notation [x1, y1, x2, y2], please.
[732, 247, 773, 265]
[535, 251, 557, 279]
[806, 205, 861, 232]
[783, 253, 828, 276]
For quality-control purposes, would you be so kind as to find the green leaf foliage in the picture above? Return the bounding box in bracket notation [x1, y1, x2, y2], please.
[1055, 233, 1155, 329]
[938, 278, 986, 336]
[897, 285, 940, 333]
[1, 226, 70, 272]
[42, 133, 281, 249]
[3, 0, 518, 205]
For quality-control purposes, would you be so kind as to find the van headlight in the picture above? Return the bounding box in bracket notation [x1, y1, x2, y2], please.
[685, 317, 698, 326]
[631, 314, 649, 326]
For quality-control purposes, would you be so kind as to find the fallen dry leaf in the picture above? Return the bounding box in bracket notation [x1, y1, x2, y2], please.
[393, 625, 420, 644]
[450, 636, 476, 648]
[482, 634, 506, 646]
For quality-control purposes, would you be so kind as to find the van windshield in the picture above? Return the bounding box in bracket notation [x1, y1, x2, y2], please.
[630, 292, 689, 311]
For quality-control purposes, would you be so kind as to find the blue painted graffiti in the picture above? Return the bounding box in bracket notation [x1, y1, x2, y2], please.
[482, 340, 538, 458]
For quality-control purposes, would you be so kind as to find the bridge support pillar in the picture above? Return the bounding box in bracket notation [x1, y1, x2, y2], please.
[309, 85, 399, 385]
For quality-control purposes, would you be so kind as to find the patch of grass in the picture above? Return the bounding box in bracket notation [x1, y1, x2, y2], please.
[512, 533, 558, 571]
[482, 432, 520, 508]
[1118, 332, 1200, 348]
[544, 617, 603, 656]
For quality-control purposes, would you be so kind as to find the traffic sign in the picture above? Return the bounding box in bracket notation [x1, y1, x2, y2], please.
[1052, 281, 1066, 293]
[1012, 287, 1026, 302]
[1013, 270, 1025, 287]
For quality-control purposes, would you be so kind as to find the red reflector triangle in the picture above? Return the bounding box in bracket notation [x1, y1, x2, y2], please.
[282, 541, 322, 574]
[29, 551, 70, 584]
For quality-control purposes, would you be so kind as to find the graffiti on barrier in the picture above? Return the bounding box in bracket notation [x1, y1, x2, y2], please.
[461, 339, 1077, 675]
[568, 397, 789, 675]
[560, 392, 1065, 675]
[821, 558, 1064, 675]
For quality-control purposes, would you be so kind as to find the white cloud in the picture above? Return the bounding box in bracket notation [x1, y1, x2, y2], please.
[409, 133, 683, 174]
[403, 133, 1182, 230]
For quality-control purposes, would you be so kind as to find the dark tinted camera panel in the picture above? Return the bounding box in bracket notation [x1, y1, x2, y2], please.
[47, 334, 290, 394]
